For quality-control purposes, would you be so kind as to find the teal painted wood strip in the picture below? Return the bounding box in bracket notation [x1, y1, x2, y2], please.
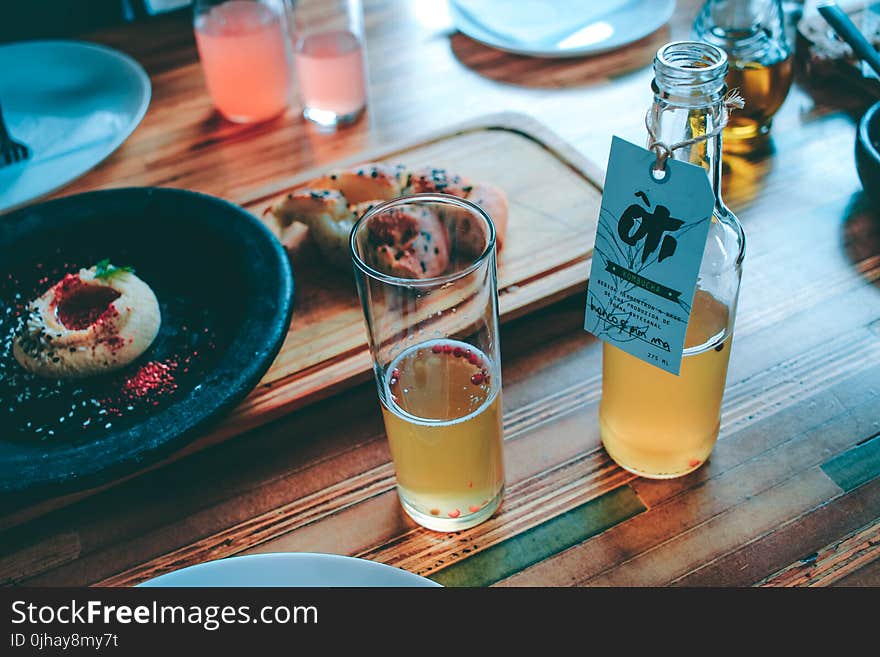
[822, 433, 880, 492]
[431, 485, 645, 587]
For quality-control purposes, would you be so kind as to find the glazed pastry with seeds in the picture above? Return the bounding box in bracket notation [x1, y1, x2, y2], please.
[309, 162, 409, 204]
[407, 166, 474, 198]
[266, 161, 509, 277]
[404, 167, 508, 251]
[270, 188, 356, 268]
[362, 205, 450, 278]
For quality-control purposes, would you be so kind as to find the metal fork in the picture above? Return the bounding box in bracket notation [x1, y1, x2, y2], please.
[0, 102, 30, 166]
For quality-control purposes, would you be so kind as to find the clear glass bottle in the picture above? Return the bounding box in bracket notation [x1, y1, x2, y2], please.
[693, 0, 793, 153]
[599, 41, 746, 479]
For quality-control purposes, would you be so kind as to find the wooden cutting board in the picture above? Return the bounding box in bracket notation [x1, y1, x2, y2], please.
[207, 112, 604, 444]
[1, 113, 604, 526]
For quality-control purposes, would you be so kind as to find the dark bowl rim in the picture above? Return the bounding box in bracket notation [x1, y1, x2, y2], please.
[858, 100, 880, 164]
[0, 186, 294, 500]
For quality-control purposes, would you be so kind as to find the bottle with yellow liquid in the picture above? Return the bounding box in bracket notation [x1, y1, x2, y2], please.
[693, 0, 793, 153]
[599, 41, 746, 479]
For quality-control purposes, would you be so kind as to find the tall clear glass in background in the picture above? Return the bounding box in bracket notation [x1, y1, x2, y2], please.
[351, 194, 504, 531]
[290, 0, 368, 128]
[693, 0, 793, 153]
[193, 0, 295, 123]
[599, 42, 746, 479]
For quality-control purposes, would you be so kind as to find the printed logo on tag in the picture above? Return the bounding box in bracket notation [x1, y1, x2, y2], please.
[584, 137, 715, 375]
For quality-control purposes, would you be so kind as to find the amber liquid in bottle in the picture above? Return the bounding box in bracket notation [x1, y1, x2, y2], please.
[724, 56, 793, 151]
[599, 289, 733, 478]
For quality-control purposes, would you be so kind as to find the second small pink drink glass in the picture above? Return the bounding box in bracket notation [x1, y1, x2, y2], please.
[292, 0, 368, 128]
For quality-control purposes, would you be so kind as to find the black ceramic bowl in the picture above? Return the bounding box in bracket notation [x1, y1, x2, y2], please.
[0, 188, 293, 498]
[856, 100, 880, 206]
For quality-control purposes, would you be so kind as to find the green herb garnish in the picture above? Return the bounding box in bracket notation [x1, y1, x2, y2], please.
[94, 259, 135, 280]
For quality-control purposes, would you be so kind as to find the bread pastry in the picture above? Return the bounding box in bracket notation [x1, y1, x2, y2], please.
[270, 188, 354, 268]
[266, 162, 509, 277]
[309, 162, 410, 204]
[361, 204, 450, 278]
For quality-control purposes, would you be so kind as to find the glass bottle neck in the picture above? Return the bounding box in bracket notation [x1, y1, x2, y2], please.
[648, 89, 725, 203]
[693, 0, 791, 64]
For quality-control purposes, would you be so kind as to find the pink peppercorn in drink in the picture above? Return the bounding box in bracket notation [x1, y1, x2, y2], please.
[380, 339, 504, 530]
[194, 0, 294, 123]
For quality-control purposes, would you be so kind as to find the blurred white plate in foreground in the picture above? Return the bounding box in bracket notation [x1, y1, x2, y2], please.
[450, 0, 676, 58]
[0, 40, 151, 214]
[138, 553, 441, 587]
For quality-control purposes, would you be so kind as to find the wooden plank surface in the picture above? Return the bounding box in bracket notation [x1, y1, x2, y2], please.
[1, 0, 879, 587]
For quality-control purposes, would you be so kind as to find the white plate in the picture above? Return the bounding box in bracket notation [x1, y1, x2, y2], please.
[138, 553, 441, 587]
[0, 40, 151, 214]
[450, 0, 676, 58]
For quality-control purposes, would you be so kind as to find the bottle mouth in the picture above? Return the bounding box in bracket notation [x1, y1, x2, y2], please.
[654, 41, 728, 92]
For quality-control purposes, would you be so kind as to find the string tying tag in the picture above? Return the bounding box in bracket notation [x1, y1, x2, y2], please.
[646, 89, 745, 173]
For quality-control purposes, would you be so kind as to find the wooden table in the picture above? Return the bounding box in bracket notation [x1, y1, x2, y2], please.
[2, 0, 879, 587]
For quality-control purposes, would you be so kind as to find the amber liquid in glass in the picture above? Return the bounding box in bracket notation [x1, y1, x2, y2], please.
[724, 56, 793, 152]
[599, 290, 733, 478]
[380, 339, 504, 528]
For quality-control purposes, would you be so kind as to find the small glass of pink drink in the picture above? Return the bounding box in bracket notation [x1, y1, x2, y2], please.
[194, 0, 294, 123]
[291, 0, 368, 128]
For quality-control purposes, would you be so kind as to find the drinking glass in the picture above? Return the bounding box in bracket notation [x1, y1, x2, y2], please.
[290, 0, 368, 128]
[193, 0, 295, 123]
[351, 194, 505, 531]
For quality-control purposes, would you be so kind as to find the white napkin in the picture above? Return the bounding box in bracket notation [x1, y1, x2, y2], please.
[6, 110, 126, 164]
[453, 0, 631, 46]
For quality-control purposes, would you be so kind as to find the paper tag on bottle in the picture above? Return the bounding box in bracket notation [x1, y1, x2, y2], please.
[584, 136, 714, 375]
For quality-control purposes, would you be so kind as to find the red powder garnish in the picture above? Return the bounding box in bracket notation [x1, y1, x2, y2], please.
[54, 276, 120, 330]
[122, 360, 179, 401]
[688, 459, 702, 468]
